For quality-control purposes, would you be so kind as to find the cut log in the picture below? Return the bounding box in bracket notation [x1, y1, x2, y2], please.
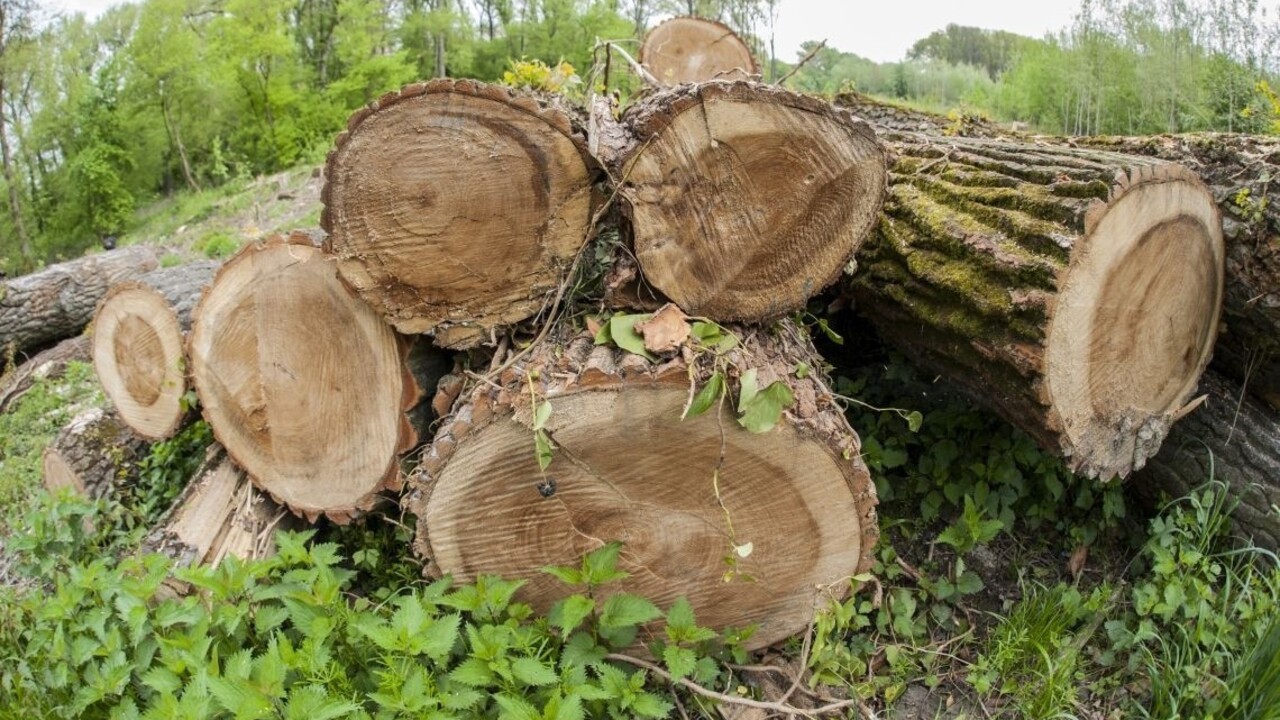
[1137, 370, 1280, 552]
[0, 245, 162, 356]
[143, 445, 292, 568]
[92, 261, 219, 440]
[608, 81, 887, 322]
[322, 79, 598, 349]
[408, 320, 878, 650]
[0, 334, 91, 414]
[850, 133, 1224, 479]
[1072, 134, 1280, 411]
[639, 16, 757, 85]
[834, 90, 1006, 138]
[189, 232, 421, 523]
[42, 407, 148, 499]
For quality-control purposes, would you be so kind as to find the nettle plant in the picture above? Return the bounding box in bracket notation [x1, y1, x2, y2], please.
[0, 526, 750, 720]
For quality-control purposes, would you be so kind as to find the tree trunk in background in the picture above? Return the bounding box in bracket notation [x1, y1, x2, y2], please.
[0, 334, 90, 413]
[850, 132, 1224, 479]
[603, 81, 887, 322]
[0, 245, 163, 356]
[92, 261, 219, 441]
[408, 320, 878, 651]
[1137, 370, 1280, 553]
[0, 78, 30, 264]
[42, 407, 149, 500]
[1072, 134, 1280, 412]
[322, 79, 596, 349]
[189, 233, 429, 524]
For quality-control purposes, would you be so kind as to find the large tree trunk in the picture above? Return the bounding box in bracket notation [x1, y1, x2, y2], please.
[0, 334, 90, 413]
[1071, 134, 1280, 412]
[0, 245, 163, 356]
[1137, 370, 1280, 553]
[605, 81, 887, 323]
[42, 407, 149, 500]
[851, 132, 1224, 479]
[92, 261, 219, 440]
[189, 232, 427, 523]
[143, 445, 293, 569]
[408, 318, 878, 650]
[639, 16, 757, 85]
[322, 79, 598, 349]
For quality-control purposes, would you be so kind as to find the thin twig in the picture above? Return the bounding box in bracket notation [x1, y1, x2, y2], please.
[775, 39, 827, 87]
[605, 653, 863, 718]
[593, 40, 661, 87]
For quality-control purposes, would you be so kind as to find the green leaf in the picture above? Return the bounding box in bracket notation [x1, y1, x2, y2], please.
[547, 693, 585, 720]
[691, 321, 739, 353]
[600, 593, 662, 630]
[511, 656, 559, 686]
[737, 379, 796, 434]
[542, 565, 585, 586]
[533, 400, 553, 431]
[419, 612, 461, 662]
[549, 595, 595, 639]
[631, 692, 675, 719]
[663, 645, 697, 682]
[583, 542, 629, 586]
[605, 314, 654, 359]
[685, 372, 724, 419]
[665, 598, 696, 632]
[449, 657, 496, 687]
[794, 362, 810, 379]
[956, 570, 984, 595]
[535, 429, 555, 472]
[738, 369, 760, 407]
[495, 693, 542, 720]
[906, 410, 924, 433]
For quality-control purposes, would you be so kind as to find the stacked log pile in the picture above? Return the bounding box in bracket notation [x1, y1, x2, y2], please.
[7, 21, 1258, 634]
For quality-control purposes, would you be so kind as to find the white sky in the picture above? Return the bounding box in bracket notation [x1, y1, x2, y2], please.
[48, 0, 1083, 63]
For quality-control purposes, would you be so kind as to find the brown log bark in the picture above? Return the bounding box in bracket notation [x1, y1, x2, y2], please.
[639, 16, 757, 85]
[1136, 370, 1280, 553]
[407, 318, 878, 650]
[1070, 134, 1280, 412]
[850, 132, 1224, 479]
[605, 81, 887, 323]
[42, 407, 149, 500]
[0, 334, 90, 414]
[143, 445, 294, 569]
[0, 245, 162, 356]
[189, 232, 425, 523]
[92, 261, 219, 440]
[834, 91, 1007, 138]
[322, 79, 598, 349]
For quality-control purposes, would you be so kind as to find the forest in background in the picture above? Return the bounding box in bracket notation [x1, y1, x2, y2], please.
[0, 0, 1278, 272]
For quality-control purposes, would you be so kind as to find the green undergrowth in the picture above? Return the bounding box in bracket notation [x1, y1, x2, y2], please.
[0, 362, 103, 524]
[1, 326, 1278, 719]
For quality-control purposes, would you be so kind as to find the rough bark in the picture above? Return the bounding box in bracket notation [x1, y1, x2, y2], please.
[851, 132, 1224, 479]
[1137, 370, 1280, 553]
[408, 319, 878, 650]
[143, 445, 294, 569]
[0, 334, 90, 414]
[189, 232, 423, 523]
[1071, 134, 1280, 411]
[322, 79, 598, 349]
[833, 91, 1007, 138]
[42, 407, 149, 500]
[0, 245, 162, 356]
[92, 261, 219, 440]
[639, 16, 757, 85]
[606, 81, 887, 322]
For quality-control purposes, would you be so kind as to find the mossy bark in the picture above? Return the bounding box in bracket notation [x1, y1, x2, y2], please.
[851, 132, 1223, 479]
[42, 407, 149, 500]
[1136, 370, 1280, 553]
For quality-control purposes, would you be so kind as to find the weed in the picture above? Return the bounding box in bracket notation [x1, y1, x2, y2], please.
[194, 230, 240, 259]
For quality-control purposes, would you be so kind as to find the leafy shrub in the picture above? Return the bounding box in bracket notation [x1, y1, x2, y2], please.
[195, 231, 240, 259]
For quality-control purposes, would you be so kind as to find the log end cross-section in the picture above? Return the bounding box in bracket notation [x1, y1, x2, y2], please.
[188, 233, 416, 522]
[409, 324, 877, 650]
[322, 79, 597, 349]
[617, 82, 888, 323]
[639, 16, 758, 85]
